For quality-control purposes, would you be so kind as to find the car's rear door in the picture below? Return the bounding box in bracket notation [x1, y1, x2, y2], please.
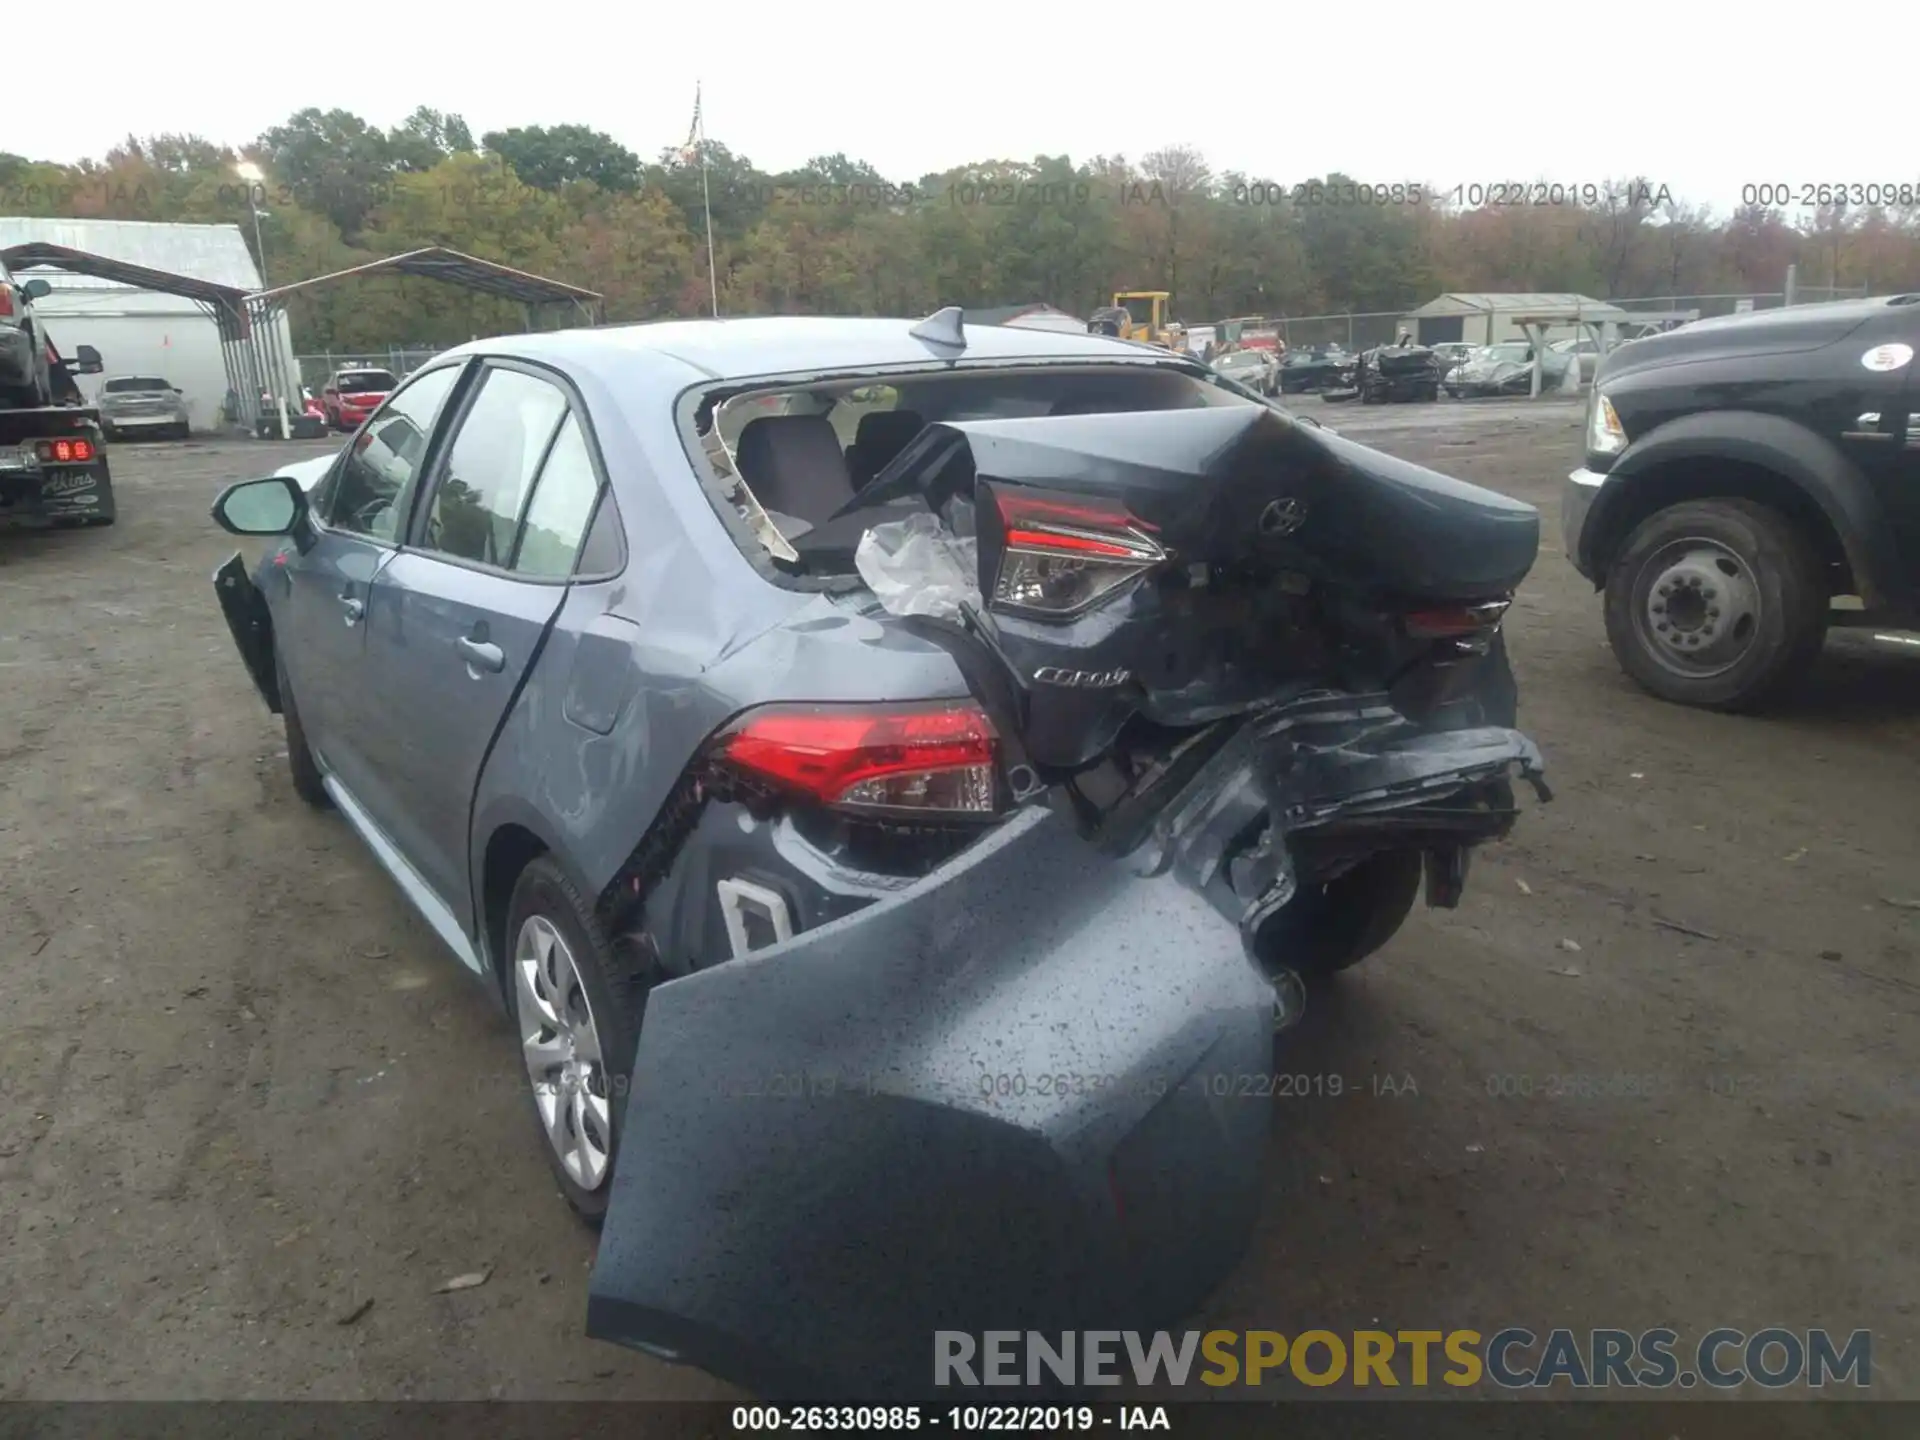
[354, 359, 597, 934]
[279, 362, 466, 806]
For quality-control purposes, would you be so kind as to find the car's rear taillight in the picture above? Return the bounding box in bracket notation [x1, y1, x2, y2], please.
[1403, 599, 1511, 638]
[716, 702, 1000, 817]
[34, 437, 95, 464]
[0, 289, 13, 318]
[1403, 599, 1511, 653]
[984, 483, 1167, 620]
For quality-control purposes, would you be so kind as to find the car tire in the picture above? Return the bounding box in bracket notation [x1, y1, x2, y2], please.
[1603, 498, 1827, 712]
[1251, 848, 1424, 981]
[275, 651, 331, 808]
[504, 857, 653, 1224]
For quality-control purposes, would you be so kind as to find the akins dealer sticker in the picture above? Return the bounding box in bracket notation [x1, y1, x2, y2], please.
[1861, 343, 1914, 371]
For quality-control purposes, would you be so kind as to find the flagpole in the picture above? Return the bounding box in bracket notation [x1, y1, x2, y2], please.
[697, 81, 719, 317]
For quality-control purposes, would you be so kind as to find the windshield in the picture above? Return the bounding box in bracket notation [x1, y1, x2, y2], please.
[103, 377, 173, 393]
[1216, 352, 1263, 370]
[1483, 344, 1533, 363]
[1121, 297, 1158, 326]
[337, 371, 398, 394]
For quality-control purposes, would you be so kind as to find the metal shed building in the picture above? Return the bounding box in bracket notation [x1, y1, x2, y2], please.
[0, 216, 296, 434]
[1401, 293, 1631, 348]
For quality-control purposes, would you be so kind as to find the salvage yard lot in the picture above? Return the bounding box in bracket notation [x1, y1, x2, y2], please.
[2, 403, 1915, 1399]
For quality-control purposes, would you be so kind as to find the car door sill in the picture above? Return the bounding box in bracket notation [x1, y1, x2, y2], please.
[322, 775, 485, 975]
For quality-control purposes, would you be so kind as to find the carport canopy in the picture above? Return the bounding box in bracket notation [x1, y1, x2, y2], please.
[1505, 311, 1609, 398]
[241, 247, 604, 438]
[248, 246, 602, 316]
[0, 240, 252, 310]
[0, 239, 268, 419]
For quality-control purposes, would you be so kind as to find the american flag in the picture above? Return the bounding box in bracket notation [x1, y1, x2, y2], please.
[680, 83, 703, 165]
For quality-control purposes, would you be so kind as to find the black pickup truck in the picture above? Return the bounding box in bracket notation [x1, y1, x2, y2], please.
[1562, 295, 1920, 710]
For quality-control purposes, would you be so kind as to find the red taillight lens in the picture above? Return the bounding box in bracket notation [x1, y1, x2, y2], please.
[1403, 599, 1512, 639]
[717, 702, 999, 816]
[987, 484, 1166, 620]
[0, 289, 12, 318]
[35, 438, 96, 464]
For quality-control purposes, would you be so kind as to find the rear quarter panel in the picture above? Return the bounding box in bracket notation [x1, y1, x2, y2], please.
[466, 350, 975, 966]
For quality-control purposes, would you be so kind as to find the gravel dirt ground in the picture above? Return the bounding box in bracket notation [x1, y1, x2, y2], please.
[2, 404, 1915, 1402]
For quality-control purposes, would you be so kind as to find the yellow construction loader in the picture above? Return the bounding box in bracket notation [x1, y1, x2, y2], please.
[1089, 291, 1177, 348]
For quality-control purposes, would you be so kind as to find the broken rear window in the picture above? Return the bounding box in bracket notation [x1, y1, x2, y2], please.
[683, 361, 1259, 587]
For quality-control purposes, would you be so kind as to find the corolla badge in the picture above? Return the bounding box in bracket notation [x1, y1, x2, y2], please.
[1861, 343, 1914, 372]
[1259, 496, 1310, 537]
[1033, 667, 1130, 689]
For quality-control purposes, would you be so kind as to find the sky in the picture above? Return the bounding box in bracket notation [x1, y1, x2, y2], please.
[10, 1, 1909, 221]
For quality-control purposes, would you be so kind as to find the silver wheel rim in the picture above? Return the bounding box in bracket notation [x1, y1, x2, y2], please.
[1633, 537, 1763, 679]
[514, 915, 613, 1191]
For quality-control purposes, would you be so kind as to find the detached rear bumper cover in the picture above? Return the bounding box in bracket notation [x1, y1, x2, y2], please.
[586, 804, 1274, 1401]
[213, 551, 281, 711]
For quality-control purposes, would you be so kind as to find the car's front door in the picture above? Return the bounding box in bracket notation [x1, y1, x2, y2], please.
[279, 362, 465, 806]
[355, 360, 597, 926]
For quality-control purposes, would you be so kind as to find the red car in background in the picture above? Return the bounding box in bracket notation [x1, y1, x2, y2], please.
[319, 368, 400, 431]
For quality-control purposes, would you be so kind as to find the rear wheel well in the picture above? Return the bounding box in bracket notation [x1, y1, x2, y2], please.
[1591, 458, 1851, 595]
[482, 824, 549, 992]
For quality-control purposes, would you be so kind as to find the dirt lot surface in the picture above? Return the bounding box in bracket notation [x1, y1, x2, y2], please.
[2, 405, 1915, 1401]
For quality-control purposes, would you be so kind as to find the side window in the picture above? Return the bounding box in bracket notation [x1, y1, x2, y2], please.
[513, 414, 609, 579]
[326, 365, 460, 541]
[575, 488, 625, 576]
[417, 367, 569, 568]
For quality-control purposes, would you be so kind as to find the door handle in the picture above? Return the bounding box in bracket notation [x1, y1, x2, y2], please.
[338, 591, 364, 625]
[455, 636, 506, 674]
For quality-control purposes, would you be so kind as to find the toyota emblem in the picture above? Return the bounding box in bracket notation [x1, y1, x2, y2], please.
[1260, 496, 1309, 536]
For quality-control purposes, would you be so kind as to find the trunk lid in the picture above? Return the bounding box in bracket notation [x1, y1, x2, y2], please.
[855, 406, 1538, 770]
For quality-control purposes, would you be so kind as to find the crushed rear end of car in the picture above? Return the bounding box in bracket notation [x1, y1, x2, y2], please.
[586, 387, 1550, 1399]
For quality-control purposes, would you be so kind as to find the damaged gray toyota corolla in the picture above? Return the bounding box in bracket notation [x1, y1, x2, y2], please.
[206, 311, 1549, 1400]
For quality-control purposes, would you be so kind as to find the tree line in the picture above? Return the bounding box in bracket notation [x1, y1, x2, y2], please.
[2, 106, 1915, 352]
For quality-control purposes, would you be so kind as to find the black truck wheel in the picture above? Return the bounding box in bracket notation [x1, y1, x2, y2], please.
[1603, 498, 1827, 711]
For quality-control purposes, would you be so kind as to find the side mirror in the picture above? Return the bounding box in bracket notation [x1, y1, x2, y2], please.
[22, 278, 52, 300]
[72, 344, 104, 375]
[211, 474, 306, 536]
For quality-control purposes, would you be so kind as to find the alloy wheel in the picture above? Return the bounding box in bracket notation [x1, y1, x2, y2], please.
[513, 915, 613, 1191]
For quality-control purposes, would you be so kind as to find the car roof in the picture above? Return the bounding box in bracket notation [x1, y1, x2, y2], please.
[434, 315, 1190, 385]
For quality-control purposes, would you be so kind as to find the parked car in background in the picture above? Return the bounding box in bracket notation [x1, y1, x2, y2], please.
[1352, 343, 1442, 404]
[1277, 344, 1356, 394]
[320, 367, 401, 430]
[97, 375, 191, 440]
[208, 313, 1547, 1400]
[1430, 342, 1478, 376]
[1211, 346, 1278, 394]
[1444, 341, 1576, 398]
